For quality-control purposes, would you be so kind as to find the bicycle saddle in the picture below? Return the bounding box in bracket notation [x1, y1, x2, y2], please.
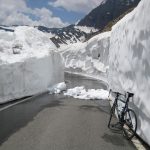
[127, 92, 134, 98]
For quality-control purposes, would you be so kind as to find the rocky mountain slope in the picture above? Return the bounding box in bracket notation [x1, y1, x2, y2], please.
[36, 25, 98, 48]
[78, 0, 140, 30]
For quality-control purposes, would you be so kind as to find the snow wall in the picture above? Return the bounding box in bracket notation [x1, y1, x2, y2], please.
[61, 32, 110, 81]
[0, 26, 64, 103]
[108, 0, 150, 145]
[0, 52, 64, 103]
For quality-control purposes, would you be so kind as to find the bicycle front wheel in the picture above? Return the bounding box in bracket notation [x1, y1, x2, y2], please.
[123, 109, 137, 140]
[108, 103, 116, 128]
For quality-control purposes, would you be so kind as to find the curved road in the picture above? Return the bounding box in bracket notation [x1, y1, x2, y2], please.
[0, 73, 136, 150]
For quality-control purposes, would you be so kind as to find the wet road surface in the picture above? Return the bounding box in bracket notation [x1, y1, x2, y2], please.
[0, 73, 136, 150]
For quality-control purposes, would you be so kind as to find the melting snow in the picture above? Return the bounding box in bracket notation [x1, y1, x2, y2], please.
[64, 86, 109, 100]
[49, 82, 66, 94]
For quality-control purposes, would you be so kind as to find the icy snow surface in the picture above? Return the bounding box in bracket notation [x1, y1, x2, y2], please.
[0, 26, 64, 103]
[108, 0, 150, 145]
[61, 32, 110, 81]
[64, 86, 109, 100]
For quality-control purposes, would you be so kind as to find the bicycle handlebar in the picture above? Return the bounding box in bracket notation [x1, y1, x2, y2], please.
[109, 89, 134, 100]
[109, 89, 125, 97]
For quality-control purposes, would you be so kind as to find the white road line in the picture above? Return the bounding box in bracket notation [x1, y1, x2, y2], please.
[0, 96, 32, 112]
[132, 137, 147, 150]
[0, 91, 47, 112]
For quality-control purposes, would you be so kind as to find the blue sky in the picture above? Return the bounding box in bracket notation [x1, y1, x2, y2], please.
[26, 0, 85, 24]
[0, 0, 102, 27]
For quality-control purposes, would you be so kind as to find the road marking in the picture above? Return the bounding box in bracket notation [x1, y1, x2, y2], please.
[132, 137, 147, 150]
[0, 91, 47, 112]
[0, 96, 33, 112]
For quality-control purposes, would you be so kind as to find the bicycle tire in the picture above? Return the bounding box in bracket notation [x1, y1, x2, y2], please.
[123, 109, 137, 140]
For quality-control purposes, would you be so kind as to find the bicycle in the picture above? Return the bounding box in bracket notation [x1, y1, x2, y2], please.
[108, 89, 137, 140]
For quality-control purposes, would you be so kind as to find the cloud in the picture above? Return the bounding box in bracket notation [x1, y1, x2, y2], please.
[32, 8, 68, 27]
[49, 0, 105, 13]
[0, 0, 68, 27]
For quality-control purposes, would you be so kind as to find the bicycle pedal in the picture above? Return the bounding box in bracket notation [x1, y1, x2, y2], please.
[111, 123, 122, 129]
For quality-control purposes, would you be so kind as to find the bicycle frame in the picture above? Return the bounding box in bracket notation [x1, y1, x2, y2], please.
[109, 91, 134, 125]
[113, 93, 127, 124]
[108, 90, 137, 139]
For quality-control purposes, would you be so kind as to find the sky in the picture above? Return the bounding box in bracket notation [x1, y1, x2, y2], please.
[0, 0, 103, 28]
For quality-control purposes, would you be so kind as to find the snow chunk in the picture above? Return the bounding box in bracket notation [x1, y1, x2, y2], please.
[64, 86, 109, 100]
[48, 82, 66, 94]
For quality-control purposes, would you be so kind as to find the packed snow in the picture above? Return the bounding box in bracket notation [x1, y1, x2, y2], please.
[0, 26, 56, 64]
[0, 26, 64, 103]
[61, 32, 110, 81]
[48, 82, 66, 94]
[0, 25, 16, 31]
[108, 0, 150, 145]
[64, 86, 109, 100]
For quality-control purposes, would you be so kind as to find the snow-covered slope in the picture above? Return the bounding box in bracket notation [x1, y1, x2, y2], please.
[74, 26, 98, 34]
[108, 0, 150, 145]
[61, 31, 110, 81]
[0, 26, 64, 103]
[36, 25, 91, 48]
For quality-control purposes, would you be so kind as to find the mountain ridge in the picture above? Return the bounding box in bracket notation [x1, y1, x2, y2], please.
[78, 0, 140, 30]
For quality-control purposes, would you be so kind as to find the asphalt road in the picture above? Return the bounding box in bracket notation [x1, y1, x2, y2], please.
[0, 73, 136, 150]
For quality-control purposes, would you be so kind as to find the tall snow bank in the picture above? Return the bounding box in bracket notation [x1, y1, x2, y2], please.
[0, 26, 56, 63]
[0, 26, 64, 103]
[61, 32, 110, 80]
[108, 0, 150, 145]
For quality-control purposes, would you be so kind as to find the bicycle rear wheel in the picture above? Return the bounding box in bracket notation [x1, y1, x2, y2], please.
[123, 109, 137, 140]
